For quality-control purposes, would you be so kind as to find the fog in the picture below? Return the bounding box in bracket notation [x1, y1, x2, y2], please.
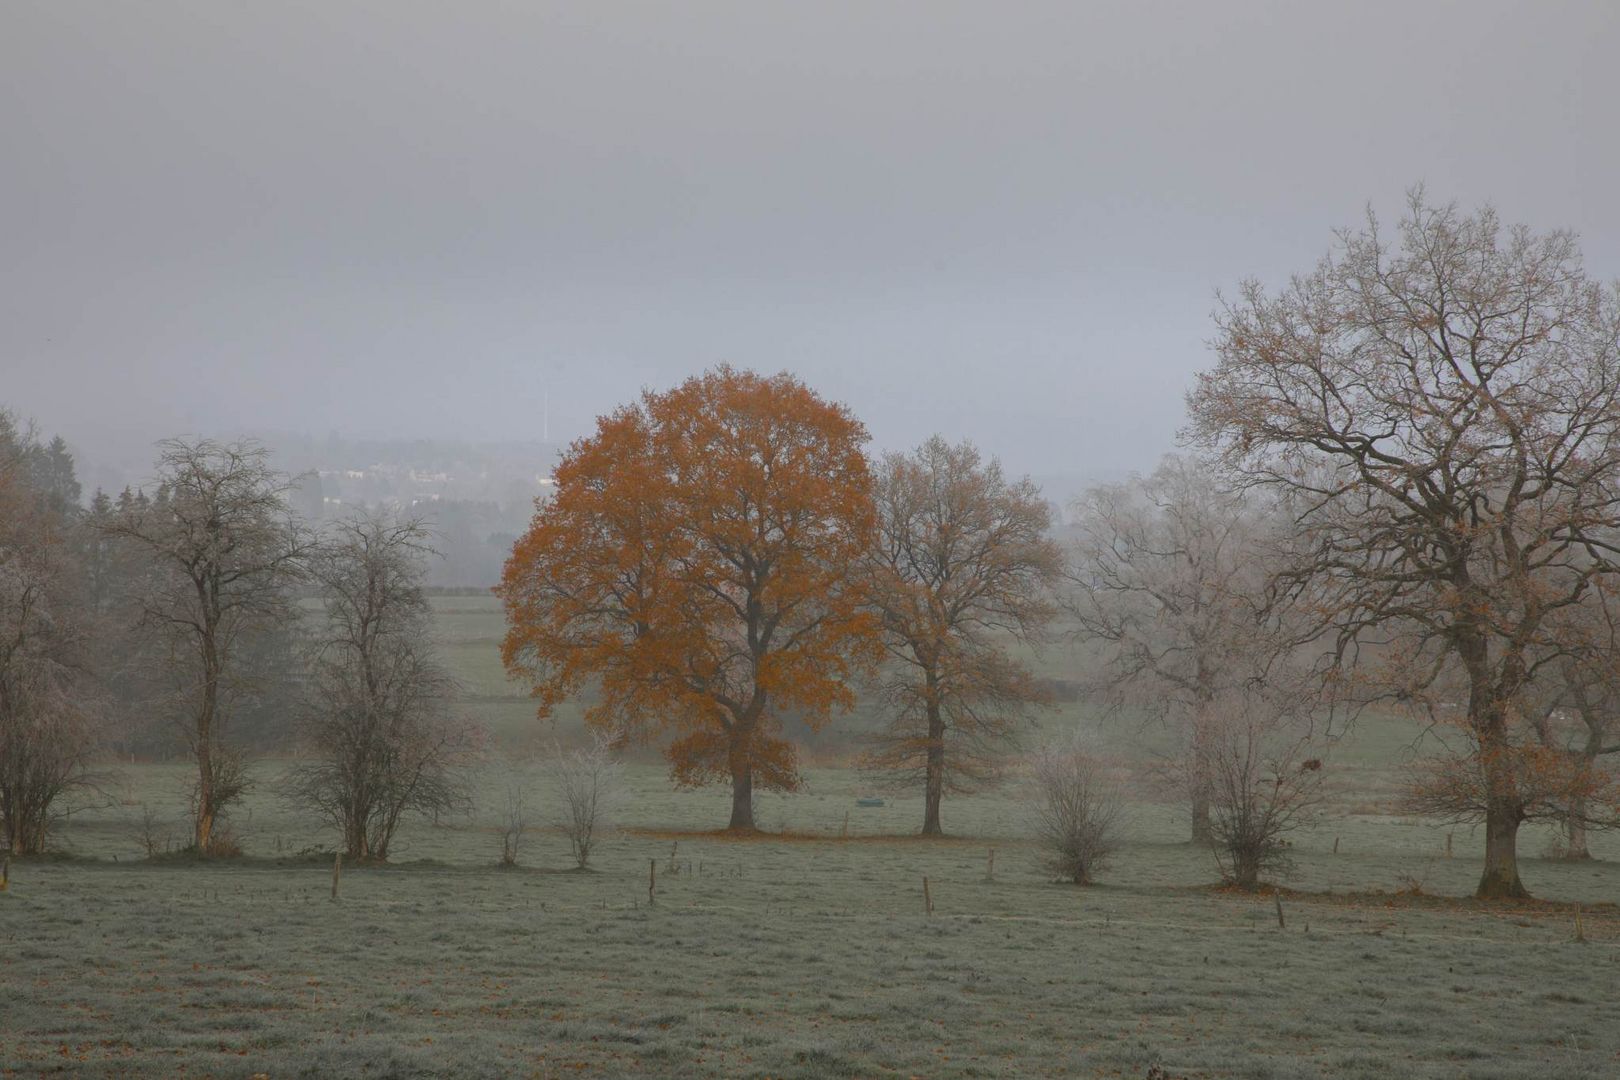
[9, 9, 1620, 1073]
[5, 1, 1617, 498]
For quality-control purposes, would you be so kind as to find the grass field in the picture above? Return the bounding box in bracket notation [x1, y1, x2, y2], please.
[3, 596, 1618, 1078]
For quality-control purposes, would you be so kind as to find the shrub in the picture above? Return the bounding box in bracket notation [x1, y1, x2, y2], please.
[1206, 722, 1323, 889]
[1029, 743, 1122, 884]
[550, 731, 623, 870]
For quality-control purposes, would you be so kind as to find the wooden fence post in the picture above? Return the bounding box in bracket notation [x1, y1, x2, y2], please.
[922, 875, 933, 916]
[1, 854, 9, 892]
[649, 859, 657, 905]
[331, 853, 342, 901]
[1274, 893, 1285, 929]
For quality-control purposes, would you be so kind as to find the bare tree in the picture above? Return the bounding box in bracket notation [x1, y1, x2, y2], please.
[1028, 741, 1122, 884]
[1204, 705, 1325, 890]
[1536, 593, 1620, 857]
[1541, 669, 1620, 859]
[1067, 455, 1306, 843]
[107, 440, 308, 852]
[1406, 600, 1620, 859]
[0, 414, 99, 854]
[285, 511, 472, 862]
[1189, 191, 1620, 899]
[861, 437, 1062, 835]
[548, 731, 622, 870]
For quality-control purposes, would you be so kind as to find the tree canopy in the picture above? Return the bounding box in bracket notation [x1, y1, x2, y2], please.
[499, 367, 881, 830]
[1189, 192, 1620, 898]
[862, 436, 1061, 835]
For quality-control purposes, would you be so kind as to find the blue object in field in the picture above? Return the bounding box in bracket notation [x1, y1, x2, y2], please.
[855, 797, 885, 808]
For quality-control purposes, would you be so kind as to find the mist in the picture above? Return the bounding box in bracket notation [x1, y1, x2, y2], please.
[6, 1, 1617, 500]
[9, 7, 1620, 1077]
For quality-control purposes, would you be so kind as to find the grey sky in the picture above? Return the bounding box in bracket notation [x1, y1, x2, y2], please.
[5, 1, 1617, 490]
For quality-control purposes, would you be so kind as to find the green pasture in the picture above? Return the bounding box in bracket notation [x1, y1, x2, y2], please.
[3, 595, 1617, 1078]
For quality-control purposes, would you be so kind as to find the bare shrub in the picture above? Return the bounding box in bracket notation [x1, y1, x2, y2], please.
[1029, 743, 1122, 884]
[0, 669, 98, 855]
[284, 512, 474, 861]
[1206, 717, 1324, 889]
[199, 821, 243, 859]
[1394, 865, 1434, 897]
[135, 803, 171, 858]
[496, 760, 530, 867]
[549, 731, 622, 870]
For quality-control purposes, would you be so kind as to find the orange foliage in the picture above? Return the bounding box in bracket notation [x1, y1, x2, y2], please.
[497, 368, 881, 826]
[1403, 729, 1618, 828]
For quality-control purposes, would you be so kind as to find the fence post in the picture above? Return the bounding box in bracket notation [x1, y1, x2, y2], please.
[331, 853, 342, 901]
[649, 859, 657, 905]
[923, 875, 933, 916]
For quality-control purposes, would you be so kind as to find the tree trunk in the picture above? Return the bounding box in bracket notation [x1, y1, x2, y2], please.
[1563, 714, 1602, 860]
[194, 635, 219, 853]
[1188, 687, 1215, 846]
[3, 797, 43, 855]
[1191, 789, 1212, 846]
[195, 805, 214, 852]
[1233, 852, 1260, 891]
[1, 792, 17, 855]
[1190, 731, 1213, 845]
[194, 738, 214, 852]
[921, 704, 946, 837]
[1565, 794, 1591, 860]
[728, 759, 755, 831]
[1476, 794, 1529, 899]
[1466, 639, 1530, 900]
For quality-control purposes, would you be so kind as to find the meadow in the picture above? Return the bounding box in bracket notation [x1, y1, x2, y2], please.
[3, 597, 1617, 1079]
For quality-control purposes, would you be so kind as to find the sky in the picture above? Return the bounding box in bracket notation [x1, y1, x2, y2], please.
[4, 1, 1618, 495]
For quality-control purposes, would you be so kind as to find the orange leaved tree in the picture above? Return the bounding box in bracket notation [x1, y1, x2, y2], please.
[498, 367, 881, 831]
